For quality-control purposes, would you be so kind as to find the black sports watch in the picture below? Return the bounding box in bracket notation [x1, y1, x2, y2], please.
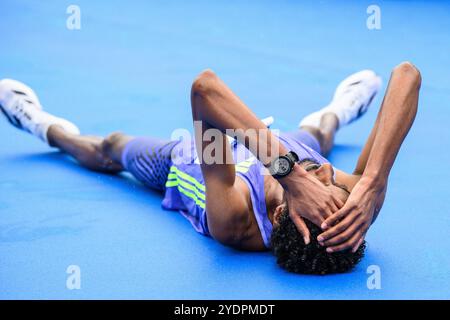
[267, 151, 299, 179]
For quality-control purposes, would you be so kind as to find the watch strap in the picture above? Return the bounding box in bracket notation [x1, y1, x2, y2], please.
[268, 151, 299, 179]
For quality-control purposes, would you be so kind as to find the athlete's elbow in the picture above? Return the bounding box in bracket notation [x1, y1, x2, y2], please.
[393, 61, 422, 90]
[191, 69, 218, 98]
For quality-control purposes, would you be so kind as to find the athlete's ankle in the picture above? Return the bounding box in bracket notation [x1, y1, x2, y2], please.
[320, 112, 339, 133]
[47, 124, 68, 147]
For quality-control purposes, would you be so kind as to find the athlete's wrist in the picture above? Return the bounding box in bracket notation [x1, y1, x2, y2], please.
[277, 163, 308, 190]
[266, 150, 300, 180]
[262, 143, 289, 168]
[359, 174, 386, 192]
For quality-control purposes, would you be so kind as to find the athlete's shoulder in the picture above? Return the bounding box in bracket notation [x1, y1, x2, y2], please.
[206, 176, 266, 251]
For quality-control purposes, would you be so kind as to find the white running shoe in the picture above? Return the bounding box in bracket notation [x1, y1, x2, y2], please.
[299, 70, 382, 129]
[0, 79, 80, 143]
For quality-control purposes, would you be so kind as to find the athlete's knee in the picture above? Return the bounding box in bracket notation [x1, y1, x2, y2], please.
[102, 132, 128, 156]
[191, 69, 218, 97]
[75, 141, 113, 172]
[299, 126, 324, 145]
[102, 132, 132, 167]
[393, 61, 422, 89]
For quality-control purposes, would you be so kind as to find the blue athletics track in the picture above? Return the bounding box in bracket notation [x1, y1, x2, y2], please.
[0, 0, 449, 299]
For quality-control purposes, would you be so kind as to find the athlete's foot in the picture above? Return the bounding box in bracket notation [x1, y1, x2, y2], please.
[299, 70, 382, 129]
[0, 79, 80, 144]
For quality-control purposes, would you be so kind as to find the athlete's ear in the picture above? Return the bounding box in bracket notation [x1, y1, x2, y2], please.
[314, 163, 334, 186]
[273, 203, 286, 226]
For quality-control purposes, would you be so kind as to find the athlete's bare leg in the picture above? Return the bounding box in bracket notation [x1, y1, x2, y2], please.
[299, 70, 383, 157]
[300, 112, 339, 157]
[47, 125, 132, 173]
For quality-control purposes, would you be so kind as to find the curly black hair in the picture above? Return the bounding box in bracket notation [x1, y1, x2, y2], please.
[271, 209, 366, 275]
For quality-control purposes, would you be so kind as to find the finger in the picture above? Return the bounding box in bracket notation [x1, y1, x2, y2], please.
[320, 207, 333, 220]
[333, 196, 344, 209]
[318, 210, 360, 242]
[352, 227, 368, 252]
[312, 198, 332, 221]
[290, 212, 311, 245]
[307, 210, 324, 227]
[329, 200, 339, 213]
[326, 230, 362, 253]
[321, 219, 363, 246]
[352, 235, 365, 253]
[301, 207, 324, 228]
[321, 205, 351, 230]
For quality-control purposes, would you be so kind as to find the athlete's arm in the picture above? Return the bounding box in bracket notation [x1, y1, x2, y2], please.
[190, 69, 343, 246]
[193, 117, 257, 249]
[333, 99, 386, 222]
[319, 62, 421, 252]
[190, 71, 275, 250]
[332, 84, 385, 193]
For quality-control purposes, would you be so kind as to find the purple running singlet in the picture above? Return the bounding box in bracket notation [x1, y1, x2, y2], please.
[122, 130, 329, 248]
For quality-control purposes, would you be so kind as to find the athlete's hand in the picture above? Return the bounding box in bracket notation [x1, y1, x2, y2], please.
[278, 164, 344, 244]
[317, 176, 387, 252]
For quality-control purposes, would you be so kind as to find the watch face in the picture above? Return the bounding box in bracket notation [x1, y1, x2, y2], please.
[275, 157, 291, 175]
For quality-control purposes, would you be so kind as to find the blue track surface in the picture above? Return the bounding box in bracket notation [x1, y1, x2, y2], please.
[1, 0, 449, 299]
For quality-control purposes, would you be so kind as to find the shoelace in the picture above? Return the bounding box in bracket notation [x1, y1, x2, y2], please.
[10, 97, 36, 132]
[338, 86, 372, 124]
